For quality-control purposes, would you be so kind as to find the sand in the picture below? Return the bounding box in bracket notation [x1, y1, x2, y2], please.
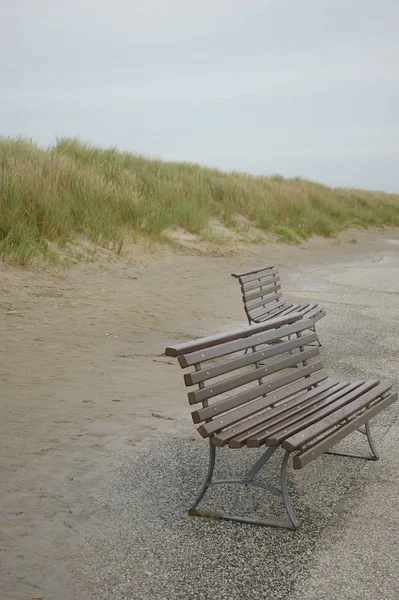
[1, 229, 399, 599]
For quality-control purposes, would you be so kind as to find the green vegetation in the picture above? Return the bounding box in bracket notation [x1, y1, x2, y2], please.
[1, 136, 399, 264]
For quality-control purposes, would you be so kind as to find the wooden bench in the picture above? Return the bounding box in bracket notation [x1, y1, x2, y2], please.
[232, 264, 326, 345]
[165, 314, 396, 529]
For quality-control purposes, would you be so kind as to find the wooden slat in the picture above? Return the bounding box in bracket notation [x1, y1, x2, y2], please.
[246, 381, 366, 447]
[292, 303, 311, 314]
[188, 347, 320, 404]
[193, 365, 325, 423]
[285, 303, 325, 322]
[226, 381, 346, 448]
[242, 276, 280, 293]
[197, 364, 325, 437]
[293, 391, 398, 469]
[243, 281, 281, 302]
[263, 381, 372, 447]
[253, 301, 289, 321]
[247, 293, 282, 312]
[165, 313, 302, 358]
[178, 318, 313, 368]
[264, 303, 325, 324]
[299, 303, 317, 314]
[213, 380, 342, 447]
[185, 331, 318, 386]
[302, 305, 325, 320]
[282, 381, 392, 451]
[313, 309, 326, 323]
[231, 264, 275, 279]
[239, 267, 279, 284]
[269, 304, 300, 317]
[258, 304, 314, 322]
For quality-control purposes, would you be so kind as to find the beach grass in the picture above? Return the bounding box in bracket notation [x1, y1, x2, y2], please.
[1, 136, 399, 264]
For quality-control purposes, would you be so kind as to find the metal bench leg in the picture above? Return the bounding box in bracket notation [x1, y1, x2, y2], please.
[188, 444, 299, 530]
[188, 441, 216, 514]
[324, 421, 379, 461]
[312, 325, 322, 347]
[281, 451, 299, 529]
[364, 422, 380, 460]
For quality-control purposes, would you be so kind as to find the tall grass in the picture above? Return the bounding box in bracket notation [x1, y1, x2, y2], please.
[1, 136, 399, 264]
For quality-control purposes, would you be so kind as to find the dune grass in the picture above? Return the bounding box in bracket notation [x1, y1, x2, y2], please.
[1, 136, 399, 264]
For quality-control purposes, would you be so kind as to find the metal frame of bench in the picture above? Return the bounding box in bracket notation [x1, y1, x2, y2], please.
[165, 314, 396, 529]
[232, 264, 326, 346]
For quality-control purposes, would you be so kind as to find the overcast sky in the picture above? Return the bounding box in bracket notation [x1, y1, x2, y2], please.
[1, 0, 399, 191]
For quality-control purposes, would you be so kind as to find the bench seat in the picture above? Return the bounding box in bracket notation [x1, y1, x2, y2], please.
[166, 314, 396, 529]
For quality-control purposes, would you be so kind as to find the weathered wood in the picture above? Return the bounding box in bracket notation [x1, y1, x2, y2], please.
[254, 301, 290, 321]
[184, 332, 318, 386]
[231, 264, 275, 279]
[247, 293, 282, 313]
[165, 313, 302, 358]
[197, 362, 324, 437]
[239, 267, 279, 284]
[303, 306, 325, 320]
[226, 381, 346, 448]
[208, 373, 333, 446]
[247, 381, 367, 447]
[272, 304, 301, 317]
[178, 318, 313, 368]
[255, 302, 325, 324]
[188, 347, 320, 405]
[298, 303, 316, 314]
[243, 281, 281, 302]
[313, 309, 326, 322]
[193, 366, 326, 423]
[167, 294, 395, 454]
[242, 276, 280, 293]
[232, 262, 326, 330]
[293, 391, 398, 469]
[282, 381, 392, 451]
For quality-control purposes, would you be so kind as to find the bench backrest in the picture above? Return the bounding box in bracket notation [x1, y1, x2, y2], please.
[165, 314, 324, 441]
[231, 264, 282, 324]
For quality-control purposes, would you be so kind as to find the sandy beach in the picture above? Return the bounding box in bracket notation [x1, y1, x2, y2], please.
[1, 229, 399, 600]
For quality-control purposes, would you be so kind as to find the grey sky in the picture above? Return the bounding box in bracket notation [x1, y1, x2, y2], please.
[1, 0, 399, 191]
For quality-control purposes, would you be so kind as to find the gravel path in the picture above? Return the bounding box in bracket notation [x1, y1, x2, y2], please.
[71, 238, 399, 600]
